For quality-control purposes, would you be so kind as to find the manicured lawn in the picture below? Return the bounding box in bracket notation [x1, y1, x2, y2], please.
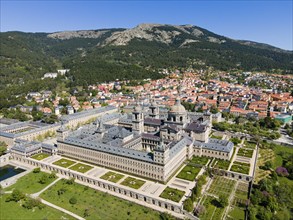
[41, 179, 161, 220]
[53, 158, 76, 168]
[100, 171, 124, 183]
[159, 186, 185, 203]
[31, 153, 50, 161]
[200, 195, 225, 220]
[120, 177, 145, 189]
[230, 162, 250, 175]
[237, 148, 254, 158]
[0, 194, 74, 220]
[214, 159, 230, 170]
[190, 156, 209, 166]
[176, 164, 201, 181]
[5, 171, 57, 194]
[69, 163, 93, 173]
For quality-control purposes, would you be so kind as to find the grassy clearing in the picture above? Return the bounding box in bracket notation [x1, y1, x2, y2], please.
[41, 179, 161, 220]
[237, 148, 254, 158]
[0, 194, 74, 220]
[100, 171, 124, 183]
[5, 171, 57, 194]
[120, 177, 145, 189]
[176, 164, 201, 181]
[31, 153, 50, 161]
[159, 186, 185, 203]
[53, 158, 76, 168]
[69, 163, 93, 173]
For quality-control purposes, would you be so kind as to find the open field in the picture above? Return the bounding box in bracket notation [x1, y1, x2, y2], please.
[159, 186, 185, 203]
[53, 158, 76, 168]
[69, 163, 93, 173]
[0, 194, 74, 220]
[120, 177, 145, 189]
[5, 171, 57, 194]
[176, 164, 201, 181]
[100, 171, 124, 183]
[41, 179, 161, 220]
[31, 153, 50, 161]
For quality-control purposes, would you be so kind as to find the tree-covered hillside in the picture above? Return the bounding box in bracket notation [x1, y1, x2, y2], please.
[1, 24, 292, 91]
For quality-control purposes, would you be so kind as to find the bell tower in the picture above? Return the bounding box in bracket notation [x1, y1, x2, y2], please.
[132, 105, 144, 134]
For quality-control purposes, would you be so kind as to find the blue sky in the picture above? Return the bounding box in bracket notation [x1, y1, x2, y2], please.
[1, 1, 292, 50]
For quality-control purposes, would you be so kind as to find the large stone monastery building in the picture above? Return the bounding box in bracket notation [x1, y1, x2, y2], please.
[57, 98, 234, 182]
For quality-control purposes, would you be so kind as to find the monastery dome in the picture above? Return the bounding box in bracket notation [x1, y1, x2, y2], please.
[170, 97, 186, 113]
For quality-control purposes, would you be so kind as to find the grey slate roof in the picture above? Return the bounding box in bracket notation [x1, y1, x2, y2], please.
[194, 138, 234, 153]
[184, 122, 207, 133]
[62, 137, 154, 163]
[61, 106, 116, 121]
[144, 118, 163, 126]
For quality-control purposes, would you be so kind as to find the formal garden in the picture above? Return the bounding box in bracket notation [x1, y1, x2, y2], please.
[226, 181, 249, 220]
[31, 153, 50, 161]
[100, 171, 124, 183]
[53, 158, 76, 168]
[230, 161, 250, 175]
[5, 169, 57, 194]
[40, 179, 162, 220]
[176, 164, 201, 181]
[159, 186, 185, 203]
[237, 148, 254, 158]
[190, 156, 210, 166]
[120, 177, 146, 189]
[69, 163, 93, 173]
[207, 176, 236, 197]
[243, 140, 256, 149]
[213, 159, 231, 170]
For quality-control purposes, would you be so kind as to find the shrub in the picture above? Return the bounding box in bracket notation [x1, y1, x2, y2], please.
[183, 198, 194, 212]
[33, 167, 41, 173]
[219, 195, 228, 208]
[69, 197, 77, 204]
[194, 204, 206, 217]
[66, 178, 75, 185]
[275, 167, 289, 177]
[38, 174, 48, 184]
[49, 171, 57, 179]
[5, 189, 25, 202]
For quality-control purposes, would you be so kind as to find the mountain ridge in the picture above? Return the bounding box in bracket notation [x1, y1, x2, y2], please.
[1, 23, 292, 91]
